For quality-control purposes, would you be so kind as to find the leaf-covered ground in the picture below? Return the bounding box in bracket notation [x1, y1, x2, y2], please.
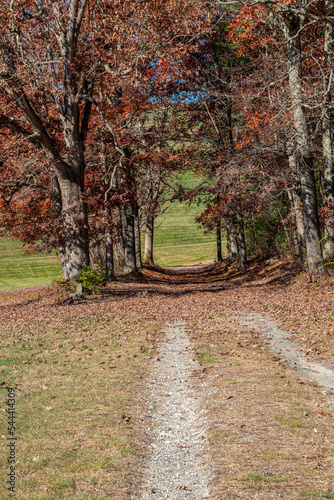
[0, 257, 333, 499]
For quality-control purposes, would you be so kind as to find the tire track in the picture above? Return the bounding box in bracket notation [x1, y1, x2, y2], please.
[136, 322, 212, 499]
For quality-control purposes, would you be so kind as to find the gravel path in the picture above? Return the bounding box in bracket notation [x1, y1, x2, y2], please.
[136, 322, 212, 499]
[237, 312, 334, 408]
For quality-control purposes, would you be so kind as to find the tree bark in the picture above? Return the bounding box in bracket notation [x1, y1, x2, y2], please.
[216, 221, 223, 263]
[113, 207, 125, 268]
[227, 219, 239, 262]
[300, 163, 323, 274]
[134, 204, 142, 270]
[287, 188, 299, 252]
[322, 8, 334, 261]
[105, 226, 115, 280]
[57, 176, 89, 279]
[123, 204, 136, 273]
[144, 213, 154, 264]
[49, 173, 70, 278]
[237, 214, 247, 267]
[282, 12, 325, 277]
[289, 156, 307, 269]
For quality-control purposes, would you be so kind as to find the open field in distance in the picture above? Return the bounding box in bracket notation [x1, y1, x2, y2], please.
[0, 199, 225, 291]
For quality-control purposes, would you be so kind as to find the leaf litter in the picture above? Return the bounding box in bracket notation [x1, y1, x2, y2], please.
[1, 257, 334, 498]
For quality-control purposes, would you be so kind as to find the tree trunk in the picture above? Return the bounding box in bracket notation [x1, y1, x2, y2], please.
[144, 213, 154, 264]
[226, 224, 231, 261]
[300, 163, 324, 274]
[113, 207, 125, 268]
[282, 13, 325, 277]
[50, 173, 71, 278]
[134, 204, 142, 270]
[287, 188, 299, 252]
[105, 225, 115, 280]
[57, 176, 89, 279]
[227, 219, 238, 262]
[289, 156, 307, 269]
[1, 68, 91, 280]
[123, 204, 136, 273]
[237, 214, 247, 267]
[216, 221, 223, 263]
[59, 246, 69, 280]
[322, 8, 334, 261]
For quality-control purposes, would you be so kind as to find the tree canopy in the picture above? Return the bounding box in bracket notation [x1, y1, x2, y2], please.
[1, 0, 333, 280]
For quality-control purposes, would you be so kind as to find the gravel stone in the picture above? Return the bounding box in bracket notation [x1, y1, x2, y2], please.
[135, 322, 212, 499]
[237, 312, 334, 408]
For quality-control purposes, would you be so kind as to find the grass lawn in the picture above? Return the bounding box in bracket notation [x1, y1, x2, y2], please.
[0, 289, 160, 499]
[0, 173, 225, 289]
[145, 171, 225, 267]
[150, 199, 224, 267]
[0, 239, 62, 291]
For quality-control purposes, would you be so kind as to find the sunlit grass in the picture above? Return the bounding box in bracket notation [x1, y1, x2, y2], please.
[0, 173, 225, 289]
[0, 238, 62, 291]
[144, 171, 225, 267]
[152, 200, 224, 267]
[0, 297, 159, 499]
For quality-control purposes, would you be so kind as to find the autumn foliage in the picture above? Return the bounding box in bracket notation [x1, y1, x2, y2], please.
[0, 0, 334, 280]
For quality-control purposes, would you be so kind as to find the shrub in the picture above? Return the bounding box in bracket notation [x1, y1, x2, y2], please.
[56, 266, 107, 295]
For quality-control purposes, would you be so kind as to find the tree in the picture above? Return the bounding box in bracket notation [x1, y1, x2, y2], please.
[227, 0, 334, 277]
[132, 95, 187, 265]
[0, 124, 63, 253]
[181, 11, 250, 266]
[0, 0, 209, 279]
[0, 1, 95, 278]
[321, 3, 334, 261]
[281, 10, 324, 276]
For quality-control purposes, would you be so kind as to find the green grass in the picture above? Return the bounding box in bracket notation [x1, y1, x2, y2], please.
[194, 344, 219, 365]
[0, 173, 225, 289]
[152, 200, 222, 267]
[0, 238, 62, 291]
[298, 492, 334, 499]
[146, 171, 225, 267]
[280, 418, 302, 428]
[242, 472, 283, 483]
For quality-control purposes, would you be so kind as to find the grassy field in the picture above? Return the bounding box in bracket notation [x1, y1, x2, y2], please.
[145, 199, 222, 267]
[151, 171, 221, 267]
[0, 289, 161, 499]
[0, 239, 62, 291]
[0, 172, 224, 290]
[0, 204, 220, 290]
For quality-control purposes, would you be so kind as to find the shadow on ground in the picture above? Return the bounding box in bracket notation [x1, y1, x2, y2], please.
[97, 256, 300, 300]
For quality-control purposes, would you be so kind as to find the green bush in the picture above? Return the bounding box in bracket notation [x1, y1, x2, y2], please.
[56, 266, 107, 295]
[76, 266, 107, 294]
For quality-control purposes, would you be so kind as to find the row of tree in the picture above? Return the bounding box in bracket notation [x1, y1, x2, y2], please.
[0, 0, 334, 280]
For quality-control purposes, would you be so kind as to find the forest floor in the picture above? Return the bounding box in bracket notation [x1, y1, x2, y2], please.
[1, 256, 334, 499]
